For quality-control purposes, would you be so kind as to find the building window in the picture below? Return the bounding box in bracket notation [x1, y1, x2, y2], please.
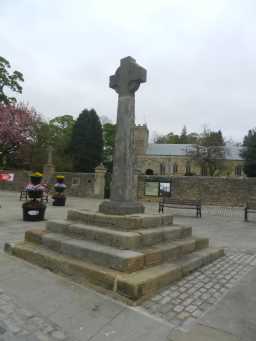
[201, 166, 208, 176]
[160, 163, 166, 175]
[159, 182, 171, 196]
[173, 163, 178, 174]
[185, 162, 191, 175]
[235, 166, 242, 176]
[145, 168, 154, 175]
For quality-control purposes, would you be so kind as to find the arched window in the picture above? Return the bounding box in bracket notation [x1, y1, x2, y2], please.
[173, 163, 178, 174]
[185, 162, 191, 175]
[201, 166, 208, 176]
[160, 163, 166, 175]
[145, 168, 154, 175]
[235, 166, 242, 176]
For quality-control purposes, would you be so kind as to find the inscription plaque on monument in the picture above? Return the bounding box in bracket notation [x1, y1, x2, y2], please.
[99, 56, 147, 215]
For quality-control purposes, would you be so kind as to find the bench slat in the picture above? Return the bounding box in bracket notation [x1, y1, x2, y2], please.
[159, 197, 202, 217]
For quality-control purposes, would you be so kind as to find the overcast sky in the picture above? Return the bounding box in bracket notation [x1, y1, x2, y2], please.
[1, 0, 256, 142]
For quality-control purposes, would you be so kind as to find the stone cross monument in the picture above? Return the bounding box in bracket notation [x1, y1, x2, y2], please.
[43, 145, 55, 183]
[99, 56, 147, 215]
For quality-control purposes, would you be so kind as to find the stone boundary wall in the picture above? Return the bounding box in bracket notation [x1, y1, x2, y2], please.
[137, 175, 256, 207]
[0, 170, 96, 198]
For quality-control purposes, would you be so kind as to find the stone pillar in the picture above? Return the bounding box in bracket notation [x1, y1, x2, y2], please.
[43, 146, 55, 183]
[99, 56, 147, 215]
[94, 164, 106, 199]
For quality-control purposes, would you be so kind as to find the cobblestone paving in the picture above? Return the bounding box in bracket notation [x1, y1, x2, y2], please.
[142, 250, 256, 330]
[0, 290, 71, 341]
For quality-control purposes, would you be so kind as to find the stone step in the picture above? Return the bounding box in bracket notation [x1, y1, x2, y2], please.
[142, 237, 209, 267]
[25, 229, 208, 271]
[118, 248, 224, 301]
[46, 220, 192, 249]
[40, 233, 145, 273]
[67, 209, 173, 230]
[6, 241, 224, 303]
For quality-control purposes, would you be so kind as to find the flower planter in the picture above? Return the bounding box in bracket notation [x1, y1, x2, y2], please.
[54, 186, 65, 193]
[30, 176, 43, 185]
[22, 172, 47, 221]
[27, 190, 43, 199]
[22, 202, 46, 221]
[53, 176, 66, 206]
[53, 196, 66, 206]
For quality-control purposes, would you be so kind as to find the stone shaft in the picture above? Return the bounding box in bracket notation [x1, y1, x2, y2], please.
[99, 56, 147, 215]
[110, 95, 136, 202]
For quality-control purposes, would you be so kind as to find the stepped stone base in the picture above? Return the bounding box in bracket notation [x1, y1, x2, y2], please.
[5, 209, 224, 304]
[99, 200, 145, 215]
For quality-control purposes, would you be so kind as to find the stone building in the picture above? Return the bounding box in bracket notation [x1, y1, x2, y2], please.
[135, 125, 244, 177]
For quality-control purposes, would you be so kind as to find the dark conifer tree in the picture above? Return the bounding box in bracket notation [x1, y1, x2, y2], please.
[241, 128, 256, 177]
[71, 109, 103, 172]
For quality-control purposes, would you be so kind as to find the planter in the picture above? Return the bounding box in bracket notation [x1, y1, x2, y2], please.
[27, 190, 43, 199]
[22, 202, 46, 221]
[53, 196, 66, 206]
[30, 176, 43, 185]
[54, 186, 65, 193]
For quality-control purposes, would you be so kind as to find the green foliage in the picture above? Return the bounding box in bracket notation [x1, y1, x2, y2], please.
[155, 126, 199, 144]
[103, 123, 116, 171]
[189, 129, 225, 176]
[199, 128, 224, 147]
[241, 128, 256, 177]
[71, 109, 103, 172]
[155, 132, 180, 144]
[0, 56, 24, 104]
[26, 120, 50, 171]
[48, 115, 75, 171]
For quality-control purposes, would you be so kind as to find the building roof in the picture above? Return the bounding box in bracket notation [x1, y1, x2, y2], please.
[146, 143, 244, 161]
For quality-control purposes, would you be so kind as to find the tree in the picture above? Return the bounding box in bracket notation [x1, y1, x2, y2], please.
[179, 125, 188, 143]
[0, 56, 24, 104]
[199, 128, 224, 147]
[154, 127, 199, 144]
[28, 120, 51, 171]
[103, 123, 116, 171]
[241, 128, 256, 177]
[189, 129, 226, 176]
[154, 132, 180, 144]
[71, 109, 103, 172]
[0, 103, 39, 168]
[48, 115, 75, 171]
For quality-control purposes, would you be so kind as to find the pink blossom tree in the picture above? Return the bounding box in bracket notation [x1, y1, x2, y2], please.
[0, 103, 40, 167]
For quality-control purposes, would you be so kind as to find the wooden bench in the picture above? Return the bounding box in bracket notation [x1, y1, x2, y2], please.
[159, 197, 202, 217]
[244, 201, 256, 221]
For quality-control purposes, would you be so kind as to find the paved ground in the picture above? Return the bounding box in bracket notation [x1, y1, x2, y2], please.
[141, 250, 256, 329]
[0, 190, 256, 340]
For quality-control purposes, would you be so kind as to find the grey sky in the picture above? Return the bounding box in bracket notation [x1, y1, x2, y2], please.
[1, 0, 256, 142]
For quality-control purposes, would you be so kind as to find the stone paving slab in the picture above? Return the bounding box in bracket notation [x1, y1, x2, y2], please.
[0, 253, 172, 341]
[168, 324, 239, 341]
[1, 191, 256, 340]
[140, 250, 256, 330]
[0, 289, 71, 340]
[199, 259, 256, 341]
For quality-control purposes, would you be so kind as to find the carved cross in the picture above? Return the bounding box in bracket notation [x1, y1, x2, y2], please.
[109, 56, 147, 96]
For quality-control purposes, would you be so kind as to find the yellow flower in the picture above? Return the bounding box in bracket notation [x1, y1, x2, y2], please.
[31, 172, 43, 177]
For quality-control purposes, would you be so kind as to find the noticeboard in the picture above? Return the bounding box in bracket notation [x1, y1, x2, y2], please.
[144, 181, 159, 196]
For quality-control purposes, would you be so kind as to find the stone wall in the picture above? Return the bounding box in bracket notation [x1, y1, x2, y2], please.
[0, 170, 96, 198]
[0, 171, 29, 192]
[137, 175, 256, 207]
[52, 172, 95, 197]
